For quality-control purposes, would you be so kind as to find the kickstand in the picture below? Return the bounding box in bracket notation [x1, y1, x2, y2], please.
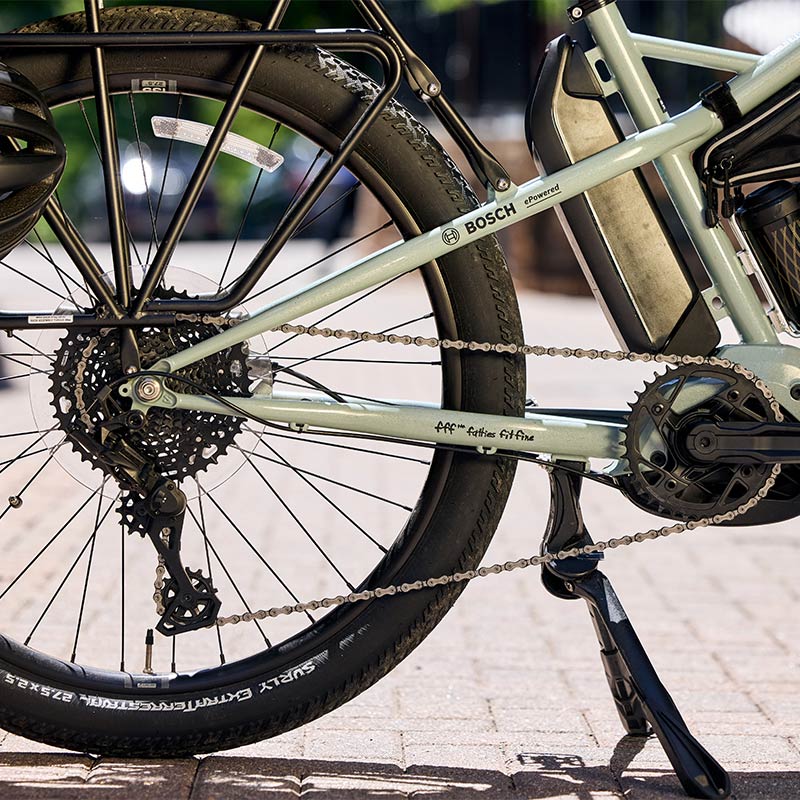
[540, 464, 731, 799]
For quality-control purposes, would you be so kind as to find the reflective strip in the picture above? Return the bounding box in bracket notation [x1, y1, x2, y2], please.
[151, 116, 284, 172]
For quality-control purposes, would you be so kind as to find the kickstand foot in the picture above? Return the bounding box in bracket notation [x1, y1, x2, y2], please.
[540, 465, 730, 798]
[568, 570, 731, 799]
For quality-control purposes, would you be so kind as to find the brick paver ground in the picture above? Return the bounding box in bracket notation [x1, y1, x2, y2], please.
[0, 250, 797, 798]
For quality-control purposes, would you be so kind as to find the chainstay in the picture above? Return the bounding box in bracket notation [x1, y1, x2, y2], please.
[208, 319, 783, 627]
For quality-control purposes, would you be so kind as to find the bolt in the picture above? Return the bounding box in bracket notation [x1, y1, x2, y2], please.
[426, 82, 439, 96]
[791, 384, 800, 401]
[652, 403, 665, 414]
[571, 6, 583, 18]
[650, 451, 667, 467]
[161, 526, 171, 537]
[727, 389, 740, 401]
[127, 411, 145, 429]
[135, 377, 162, 402]
[7, 496, 22, 509]
[698, 436, 712, 449]
[126, 366, 137, 375]
[665, 479, 678, 491]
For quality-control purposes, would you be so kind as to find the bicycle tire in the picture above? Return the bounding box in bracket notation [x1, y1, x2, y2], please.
[0, 6, 526, 755]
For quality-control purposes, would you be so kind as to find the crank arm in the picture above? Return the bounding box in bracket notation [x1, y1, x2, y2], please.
[687, 420, 800, 463]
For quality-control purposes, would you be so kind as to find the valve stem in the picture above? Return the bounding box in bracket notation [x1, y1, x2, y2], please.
[143, 628, 154, 674]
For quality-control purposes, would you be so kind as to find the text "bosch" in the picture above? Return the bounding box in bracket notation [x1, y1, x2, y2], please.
[465, 203, 516, 235]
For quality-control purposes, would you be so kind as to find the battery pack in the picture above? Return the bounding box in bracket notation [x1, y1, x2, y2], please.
[526, 36, 719, 356]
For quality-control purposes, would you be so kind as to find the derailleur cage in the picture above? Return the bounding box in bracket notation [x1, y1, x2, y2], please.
[138, 478, 221, 636]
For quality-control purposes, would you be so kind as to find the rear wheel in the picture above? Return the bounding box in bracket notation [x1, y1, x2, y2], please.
[0, 6, 525, 754]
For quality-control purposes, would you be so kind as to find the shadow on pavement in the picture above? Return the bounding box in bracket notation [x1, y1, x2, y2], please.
[0, 750, 797, 798]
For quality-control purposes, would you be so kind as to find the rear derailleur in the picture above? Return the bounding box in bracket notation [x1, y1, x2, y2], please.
[69, 423, 220, 637]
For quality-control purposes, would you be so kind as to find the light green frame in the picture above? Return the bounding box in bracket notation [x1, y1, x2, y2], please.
[127, 4, 800, 463]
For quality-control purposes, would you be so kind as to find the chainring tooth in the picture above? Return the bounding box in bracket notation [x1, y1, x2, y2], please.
[621, 363, 777, 520]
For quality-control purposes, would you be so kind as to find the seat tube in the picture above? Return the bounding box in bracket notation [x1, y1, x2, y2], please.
[583, 3, 778, 345]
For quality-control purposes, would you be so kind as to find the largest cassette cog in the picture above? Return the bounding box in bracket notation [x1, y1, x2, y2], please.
[620, 363, 778, 521]
[50, 289, 250, 484]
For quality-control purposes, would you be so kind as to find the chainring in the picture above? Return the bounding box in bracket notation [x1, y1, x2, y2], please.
[50, 291, 250, 486]
[620, 363, 778, 521]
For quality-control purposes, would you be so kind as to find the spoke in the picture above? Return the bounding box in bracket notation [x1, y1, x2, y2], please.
[78, 100, 143, 269]
[0, 446, 56, 469]
[239, 450, 355, 590]
[0, 429, 53, 439]
[0, 426, 58, 482]
[0, 435, 63, 525]
[281, 148, 325, 226]
[294, 180, 361, 237]
[199, 487, 317, 624]
[218, 169, 264, 291]
[243, 221, 393, 303]
[0, 486, 102, 603]
[217, 122, 283, 291]
[70, 479, 107, 662]
[243, 440, 386, 552]
[147, 93, 183, 265]
[270, 273, 404, 352]
[272, 355, 440, 366]
[195, 479, 225, 665]
[273, 312, 435, 375]
[273, 377, 396, 407]
[186, 500, 272, 644]
[0, 259, 71, 304]
[9, 333, 55, 363]
[0, 352, 56, 360]
[0, 372, 48, 386]
[25, 492, 119, 646]
[128, 92, 159, 254]
[27, 233, 84, 306]
[120, 523, 125, 671]
[241, 445, 412, 512]
[243, 424, 430, 465]
[0, 355, 51, 377]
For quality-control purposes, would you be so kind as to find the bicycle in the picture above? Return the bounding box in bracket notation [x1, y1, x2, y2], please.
[0, 0, 796, 796]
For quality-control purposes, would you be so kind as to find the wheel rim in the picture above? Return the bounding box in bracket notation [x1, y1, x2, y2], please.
[0, 67, 464, 686]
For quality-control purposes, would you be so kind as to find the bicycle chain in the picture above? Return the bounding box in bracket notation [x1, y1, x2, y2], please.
[70, 315, 785, 624]
[164, 317, 780, 627]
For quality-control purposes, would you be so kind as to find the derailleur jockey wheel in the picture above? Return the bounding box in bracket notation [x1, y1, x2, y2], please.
[158, 568, 220, 636]
[620, 363, 778, 521]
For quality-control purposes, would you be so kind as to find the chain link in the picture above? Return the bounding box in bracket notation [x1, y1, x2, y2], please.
[72, 315, 784, 625]
[201, 320, 783, 626]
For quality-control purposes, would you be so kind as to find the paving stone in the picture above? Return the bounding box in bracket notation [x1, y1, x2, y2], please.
[192, 756, 300, 800]
[87, 759, 197, 799]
